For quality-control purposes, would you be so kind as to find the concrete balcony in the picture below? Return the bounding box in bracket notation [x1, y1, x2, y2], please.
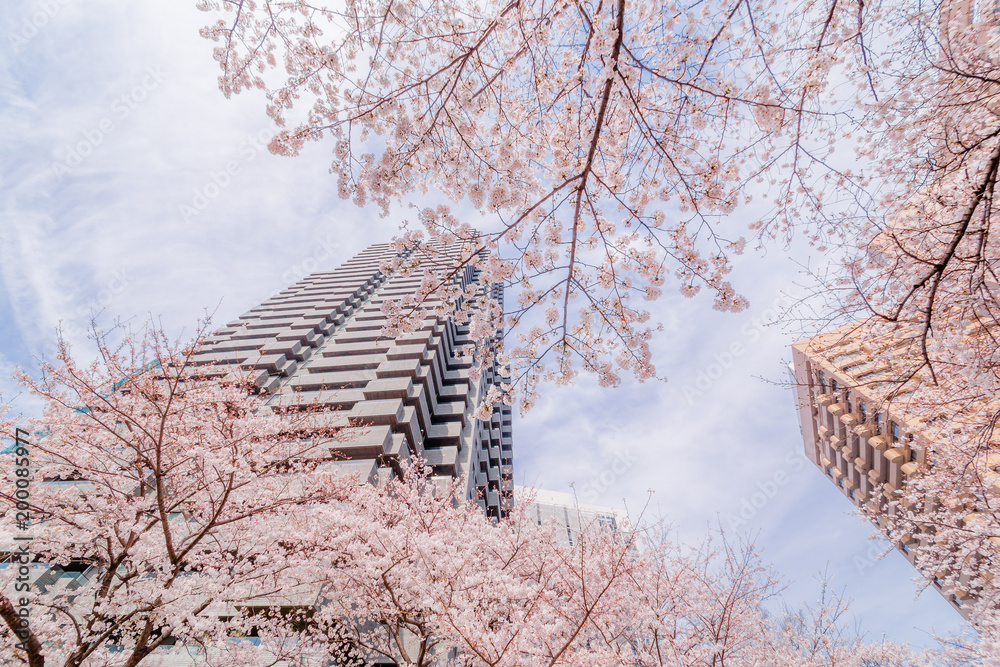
[276, 388, 365, 410]
[868, 435, 891, 451]
[426, 422, 462, 448]
[309, 354, 385, 373]
[424, 446, 458, 476]
[362, 377, 413, 401]
[321, 341, 392, 357]
[347, 398, 405, 427]
[386, 344, 428, 360]
[885, 447, 906, 465]
[432, 401, 468, 424]
[289, 370, 376, 391]
[327, 425, 394, 460]
[374, 358, 422, 379]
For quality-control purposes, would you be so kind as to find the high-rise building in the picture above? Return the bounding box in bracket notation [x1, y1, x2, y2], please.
[0, 242, 519, 665]
[192, 241, 513, 517]
[514, 486, 631, 547]
[791, 324, 977, 618]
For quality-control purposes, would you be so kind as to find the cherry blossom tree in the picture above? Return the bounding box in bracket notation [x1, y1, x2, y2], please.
[299, 481, 930, 666]
[189, 0, 1000, 642]
[0, 325, 953, 666]
[0, 324, 365, 667]
[798, 4, 1000, 628]
[194, 0, 878, 408]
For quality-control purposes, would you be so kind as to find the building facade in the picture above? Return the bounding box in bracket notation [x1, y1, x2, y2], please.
[791, 325, 974, 617]
[192, 241, 513, 517]
[513, 486, 631, 548]
[0, 242, 520, 665]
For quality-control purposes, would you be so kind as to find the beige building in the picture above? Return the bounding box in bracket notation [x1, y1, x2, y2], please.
[791, 324, 983, 618]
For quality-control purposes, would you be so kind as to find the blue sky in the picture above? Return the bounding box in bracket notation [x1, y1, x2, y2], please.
[0, 0, 970, 648]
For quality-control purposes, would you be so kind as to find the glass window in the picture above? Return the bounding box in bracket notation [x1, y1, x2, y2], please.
[817, 370, 826, 390]
[859, 403, 867, 423]
[890, 420, 900, 442]
[831, 379, 839, 394]
[874, 413, 883, 435]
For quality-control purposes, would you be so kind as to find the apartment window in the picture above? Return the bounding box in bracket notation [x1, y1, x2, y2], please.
[874, 413, 883, 435]
[859, 403, 867, 424]
[909, 448, 918, 463]
[848, 488, 856, 500]
[831, 379, 839, 394]
[933, 576, 944, 588]
[901, 543, 909, 554]
[817, 370, 826, 390]
[890, 420, 900, 443]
